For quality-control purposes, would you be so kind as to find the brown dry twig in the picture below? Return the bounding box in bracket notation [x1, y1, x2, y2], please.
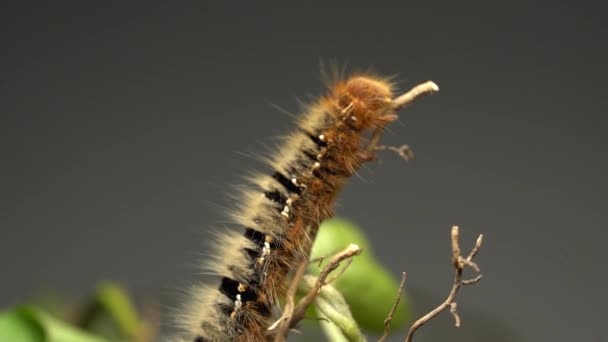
[269, 224, 323, 341]
[267, 258, 309, 334]
[270, 244, 362, 341]
[378, 272, 408, 342]
[290, 244, 361, 327]
[404, 226, 484, 342]
[365, 81, 439, 154]
[375, 144, 415, 161]
[391, 81, 440, 111]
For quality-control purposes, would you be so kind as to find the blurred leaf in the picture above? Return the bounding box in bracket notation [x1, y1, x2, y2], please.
[310, 218, 373, 259]
[25, 291, 67, 319]
[318, 313, 349, 342]
[0, 306, 107, 342]
[78, 282, 143, 340]
[309, 218, 411, 333]
[0, 308, 43, 341]
[94, 283, 140, 338]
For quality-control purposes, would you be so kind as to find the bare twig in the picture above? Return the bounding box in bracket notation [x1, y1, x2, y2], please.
[277, 244, 362, 336]
[270, 223, 324, 340]
[392, 81, 440, 110]
[449, 302, 460, 327]
[270, 244, 361, 340]
[309, 255, 325, 267]
[375, 144, 415, 161]
[268, 258, 308, 334]
[365, 81, 439, 154]
[378, 272, 408, 342]
[325, 257, 355, 285]
[291, 244, 361, 326]
[404, 226, 484, 342]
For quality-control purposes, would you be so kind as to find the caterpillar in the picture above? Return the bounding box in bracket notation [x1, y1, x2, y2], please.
[172, 72, 438, 342]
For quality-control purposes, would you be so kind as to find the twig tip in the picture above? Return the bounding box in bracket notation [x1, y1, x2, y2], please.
[428, 81, 439, 92]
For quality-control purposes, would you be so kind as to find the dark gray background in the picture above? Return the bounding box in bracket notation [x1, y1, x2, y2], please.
[1, 2, 606, 341]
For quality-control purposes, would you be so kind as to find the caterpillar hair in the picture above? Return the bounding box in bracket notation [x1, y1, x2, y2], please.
[171, 71, 438, 342]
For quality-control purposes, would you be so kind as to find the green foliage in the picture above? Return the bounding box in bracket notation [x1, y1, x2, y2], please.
[302, 276, 366, 342]
[0, 283, 145, 342]
[309, 218, 411, 333]
[0, 220, 409, 341]
[82, 283, 142, 340]
[0, 306, 107, 342]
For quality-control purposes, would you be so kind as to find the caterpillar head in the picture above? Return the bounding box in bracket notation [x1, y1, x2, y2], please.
[335, 75, 396, 131]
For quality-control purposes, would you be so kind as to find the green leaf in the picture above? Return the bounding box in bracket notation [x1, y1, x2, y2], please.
[76, 282, 143, 341]
[0, 306, 108, 342]
[94, 283, 140, 338]
[310, 218, 373, 260]
[301, 276, 366, 342]
[0, 308, 43, 341]
[309, 218, 411, 333]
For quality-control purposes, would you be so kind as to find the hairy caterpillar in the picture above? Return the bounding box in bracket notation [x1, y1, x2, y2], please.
[172, 72, 438, 342]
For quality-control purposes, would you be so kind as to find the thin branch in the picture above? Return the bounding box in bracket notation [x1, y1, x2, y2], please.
[405, 226, 484, 342]
[375, 144, 415, 161]
[325, 257, 355, 285]
[268, 259, 309, 334]
[449, 302, 460, 327]
[270, 244, 361, 340]
[391, 81, 440, 110]
[461, 275, 483, 285]
[309, 256, 325, 266]
[467, 235, 484, 264]
[365, 81, 439, 156]
[269, 223, 324, 340]
[378, 272, 408, 342]
[282, 244, 362, 334]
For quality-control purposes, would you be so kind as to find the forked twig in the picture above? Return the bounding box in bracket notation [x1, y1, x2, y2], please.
[375, 144, 415, 161]
[268, 259, 309, 334]
[365, 81, 439, 154]
[270, 224, 324, 341]
[404, 226, 484, 342]
[270, 244, 362, 341]
[290, 244, 361, 328]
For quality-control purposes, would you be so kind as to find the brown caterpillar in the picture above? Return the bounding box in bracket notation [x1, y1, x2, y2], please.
[171, 72, 438, 342]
